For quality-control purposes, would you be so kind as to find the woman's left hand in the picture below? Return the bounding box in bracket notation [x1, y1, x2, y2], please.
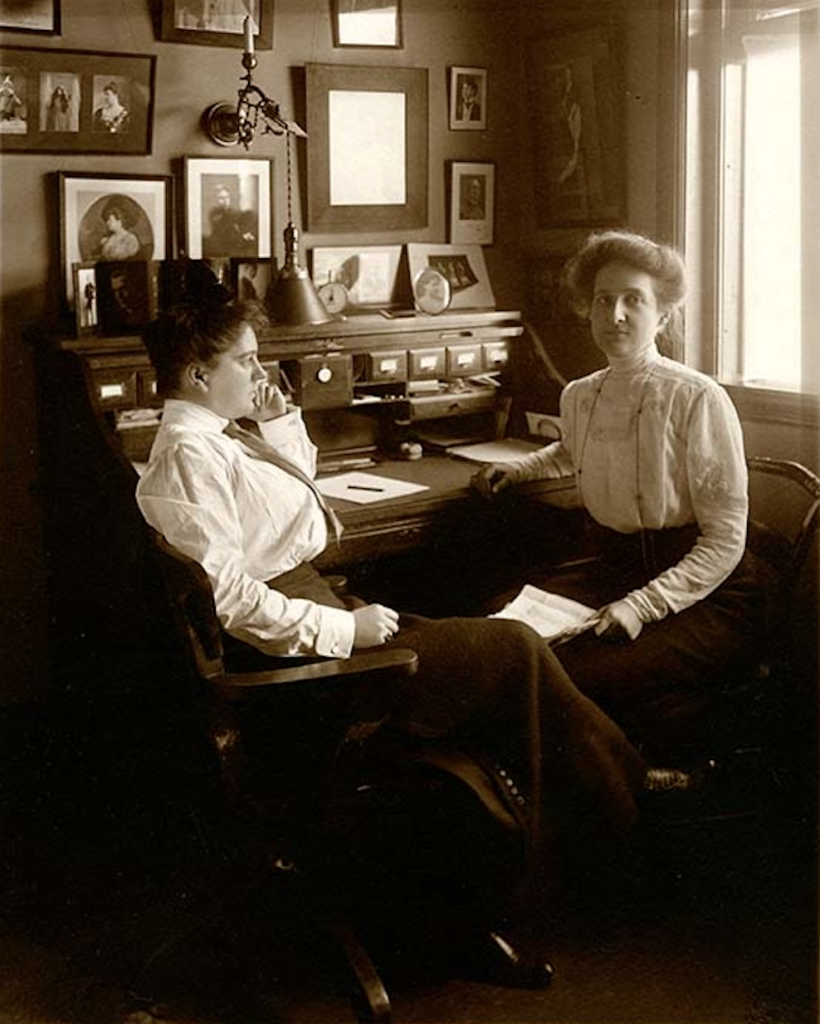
[594, 600, 643, 642]
[250, 381, 288, 421]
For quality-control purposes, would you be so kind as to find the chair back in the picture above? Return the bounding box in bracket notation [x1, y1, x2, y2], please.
[147, 531, 227, 685]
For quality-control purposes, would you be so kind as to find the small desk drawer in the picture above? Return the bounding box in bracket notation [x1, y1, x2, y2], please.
[366, 350, 408, 384]
[409, 347, 445, 380]
[95, 369, 138, 409]
[405, 388, 497, 420]
[446, 344, 482, 377]
[483, 341, 509, 370]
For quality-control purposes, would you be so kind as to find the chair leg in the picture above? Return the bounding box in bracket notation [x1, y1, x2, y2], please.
[326, 915, 392, 1022]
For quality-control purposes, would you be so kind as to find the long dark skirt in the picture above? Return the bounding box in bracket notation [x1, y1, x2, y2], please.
[497, 523, 767, 760]
[227, 563, 648, 841]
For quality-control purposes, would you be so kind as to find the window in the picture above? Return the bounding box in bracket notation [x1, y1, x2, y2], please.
[683, 0, 819, 393]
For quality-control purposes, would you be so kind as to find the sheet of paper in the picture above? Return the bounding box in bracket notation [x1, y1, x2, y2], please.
[491, 584, 597, 641]
[447, 438, 542, 464]
[317, 471, 429, 504]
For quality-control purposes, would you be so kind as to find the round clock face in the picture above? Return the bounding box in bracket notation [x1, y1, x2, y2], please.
[318, 281, 349, 314]
[412, 268, 451, 315]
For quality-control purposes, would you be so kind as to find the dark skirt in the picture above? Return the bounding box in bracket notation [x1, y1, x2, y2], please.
[515, 523, 767, 759]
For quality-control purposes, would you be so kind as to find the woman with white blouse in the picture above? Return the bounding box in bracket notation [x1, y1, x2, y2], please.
[474, 230, 764, 762]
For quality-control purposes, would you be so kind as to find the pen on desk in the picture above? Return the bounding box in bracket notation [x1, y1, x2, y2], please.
[347, 484, 385, 492]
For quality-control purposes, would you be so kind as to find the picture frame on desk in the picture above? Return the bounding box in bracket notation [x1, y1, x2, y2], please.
[183, 156, 273, 260]
[57, 171, 173, 311]
[305, 63, 427, 232]
[0, 0, 60, 34]
[72, 262, 98, 335]
[449, 161, 494, 245]
[231, 256, 276, 303]
[0, 46, 155, 154]
[311, 244, 403, 311]
[407, 243, 495, 311]
[95, 259, 160, 337]
[159, 0, 273, 49]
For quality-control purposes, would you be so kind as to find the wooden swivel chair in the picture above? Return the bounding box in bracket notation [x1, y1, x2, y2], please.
[32, 341, 419, 1021]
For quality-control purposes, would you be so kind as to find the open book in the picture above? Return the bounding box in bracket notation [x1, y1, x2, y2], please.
[490, 584, 599, 645]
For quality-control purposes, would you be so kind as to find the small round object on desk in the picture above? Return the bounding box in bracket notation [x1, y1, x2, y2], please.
[317, 281, 349, 315]
[412, 267, 451, 315]
[398, 441, 423, 461]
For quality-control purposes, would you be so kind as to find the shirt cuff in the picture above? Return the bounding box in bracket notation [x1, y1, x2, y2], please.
[258, 408, 305, 443]
[315, 604, 356, 659]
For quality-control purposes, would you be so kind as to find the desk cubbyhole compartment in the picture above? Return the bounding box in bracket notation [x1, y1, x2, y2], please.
[445, 344, 482, 378]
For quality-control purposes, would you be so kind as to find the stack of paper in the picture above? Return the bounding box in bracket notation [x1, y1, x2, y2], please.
[491, 584, 598, 644]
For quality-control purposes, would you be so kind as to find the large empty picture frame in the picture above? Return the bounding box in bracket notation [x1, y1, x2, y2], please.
[306, 63, 427, 232]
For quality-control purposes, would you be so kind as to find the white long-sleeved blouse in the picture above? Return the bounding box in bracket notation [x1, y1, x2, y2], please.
[136, 399, 356, 658]
[505, 346, 748, 623]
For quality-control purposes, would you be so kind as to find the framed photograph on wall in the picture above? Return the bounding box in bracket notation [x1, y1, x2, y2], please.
[184, 156, 273, 260]
[331, 0, 402, 48]
[527, 22, 623, 227]
[160, 0, 273, 49]
[310, 244, 402, 310]
[449, 161, 495, 245]
[58, 171, 173, 310]
[448, 66, 486, 131]
[0, 46, 155, 154]
[407, 242, 495, 310]
[0, 0, 60, 34]
[231, 256, 276, 303]
[306, 63, 428, 232]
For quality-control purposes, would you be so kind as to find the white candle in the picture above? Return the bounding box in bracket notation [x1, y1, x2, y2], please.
[243, 14, 254, 55]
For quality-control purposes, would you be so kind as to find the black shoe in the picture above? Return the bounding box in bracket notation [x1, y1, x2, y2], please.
[457, 929, 554, 990]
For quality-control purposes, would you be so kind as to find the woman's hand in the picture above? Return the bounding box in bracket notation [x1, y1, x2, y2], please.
[471, 463, 515, 500]
[250, 381, 288, 421]
[594, 600, 643, 642]
[353, 603, 400, 649]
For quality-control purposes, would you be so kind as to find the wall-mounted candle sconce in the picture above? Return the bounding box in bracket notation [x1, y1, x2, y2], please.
[202, 16, 307, 148]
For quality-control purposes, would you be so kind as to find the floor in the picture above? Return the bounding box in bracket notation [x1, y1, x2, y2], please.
[1, 801, 816, 1024]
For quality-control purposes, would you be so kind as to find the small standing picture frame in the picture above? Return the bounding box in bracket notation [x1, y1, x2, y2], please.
[449, 161, 495, 245]
[95, 259, 160, 337]
[72, 262, 98, 335]
[449, 66, 486, 131]
[231, 256, 276, 303]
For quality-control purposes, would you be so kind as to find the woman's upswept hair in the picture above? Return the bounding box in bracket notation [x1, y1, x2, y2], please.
[143, 300, 268, 396]
[563, 230, 686, 317]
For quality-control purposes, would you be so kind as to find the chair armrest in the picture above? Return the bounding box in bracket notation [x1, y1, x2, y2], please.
[217, 647, 418, 693]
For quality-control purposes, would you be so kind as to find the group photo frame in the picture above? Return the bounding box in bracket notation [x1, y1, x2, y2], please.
[449, 161, 495, 245]
[407, 242, 495, 311]
[159, 0, 273, 49]
[183, 156, 273, 261]
[0, 46, 155, 154]
[57, 171, 172, 310]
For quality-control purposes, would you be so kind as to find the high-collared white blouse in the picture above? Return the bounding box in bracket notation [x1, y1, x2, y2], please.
[136, 399, 356, 658]
[505, 346, 748, 623]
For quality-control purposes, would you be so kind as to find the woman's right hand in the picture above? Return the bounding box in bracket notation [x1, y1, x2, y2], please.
[471, 463, 515, 500]
[353, 603, 400, 649]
